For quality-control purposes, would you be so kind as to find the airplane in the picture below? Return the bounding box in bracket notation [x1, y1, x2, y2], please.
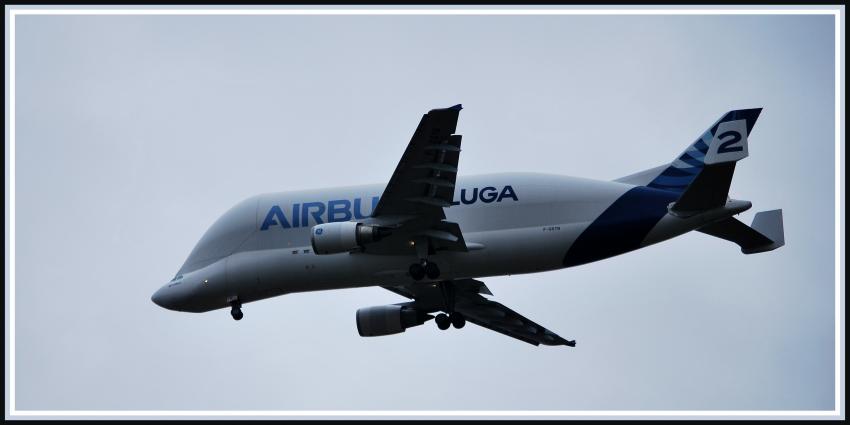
[152, 104, 785, 347]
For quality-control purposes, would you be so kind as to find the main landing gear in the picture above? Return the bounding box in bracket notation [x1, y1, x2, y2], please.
[230, 300, 243, 321]
[409, 237, 440, 281]
[435, 312, 465, 330]
[432, 280, 464, 331]
[409, 259, 440, 281]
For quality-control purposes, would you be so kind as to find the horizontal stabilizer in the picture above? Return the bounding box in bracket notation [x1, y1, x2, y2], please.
[698, 209, 784, 254]
[749, 209, 785, 253]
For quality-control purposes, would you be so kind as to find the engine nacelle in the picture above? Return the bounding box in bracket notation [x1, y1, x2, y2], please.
[310, 221, 389, 255]
[356, 304, 432, 337]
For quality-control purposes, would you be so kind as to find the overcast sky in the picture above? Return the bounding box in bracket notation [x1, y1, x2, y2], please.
[6, 10, 840, 414]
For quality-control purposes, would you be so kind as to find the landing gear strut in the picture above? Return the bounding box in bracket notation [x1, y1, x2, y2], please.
[230, 300, 243, 321]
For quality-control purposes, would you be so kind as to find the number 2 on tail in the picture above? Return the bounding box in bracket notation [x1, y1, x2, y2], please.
[717, 130, 743, 153]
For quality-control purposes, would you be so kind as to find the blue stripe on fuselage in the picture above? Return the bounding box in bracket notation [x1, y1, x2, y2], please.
[563, 186, 679, 267]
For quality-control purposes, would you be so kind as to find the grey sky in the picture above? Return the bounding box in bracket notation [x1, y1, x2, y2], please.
[6, 11, 840, 412]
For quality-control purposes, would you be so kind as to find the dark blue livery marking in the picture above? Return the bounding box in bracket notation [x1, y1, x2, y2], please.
[563, 187, 679, 267]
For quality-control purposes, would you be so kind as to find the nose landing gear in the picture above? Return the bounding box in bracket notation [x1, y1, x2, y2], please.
[231, 307, 243, 321]
[229, 299, 243, 321]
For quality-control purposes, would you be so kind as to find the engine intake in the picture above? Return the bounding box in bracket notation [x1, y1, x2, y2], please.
[356, 304, 432, 337]
[310, 222, 390, 255]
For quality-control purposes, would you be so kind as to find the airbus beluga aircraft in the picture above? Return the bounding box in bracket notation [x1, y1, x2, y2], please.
[152, 104, 784, 347]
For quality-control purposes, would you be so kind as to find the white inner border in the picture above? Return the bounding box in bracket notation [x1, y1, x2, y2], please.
[4, 6, 845, 420]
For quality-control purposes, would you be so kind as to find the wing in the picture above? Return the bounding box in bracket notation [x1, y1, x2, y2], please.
[382, 279, 575, 347]
[372, 104, 463, 219]
[456, 293, 576, 347]
[362, 104, 468, 254]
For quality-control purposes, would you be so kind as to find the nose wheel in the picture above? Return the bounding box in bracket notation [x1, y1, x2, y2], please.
[230, 301, 243, 321]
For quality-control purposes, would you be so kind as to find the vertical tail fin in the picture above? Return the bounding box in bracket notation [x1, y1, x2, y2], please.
[644, 108, 762, 192]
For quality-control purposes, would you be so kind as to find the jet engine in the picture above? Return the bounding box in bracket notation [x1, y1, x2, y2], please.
[310, 222, 390, 255]
[356, 304, 433, 337]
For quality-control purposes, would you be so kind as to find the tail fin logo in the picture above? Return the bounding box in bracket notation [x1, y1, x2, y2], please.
[647, 108, 761, 192]
[716, 131, 743, 153]
[704, 119, 749, 164]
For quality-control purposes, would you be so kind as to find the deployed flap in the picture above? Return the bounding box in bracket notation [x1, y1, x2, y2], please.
[454, 294, 576, 347]
[382, 278, 492, 306]
[416, 220, 469, 253]
[381, 279, 573, 347]
[698, 209, 784, 254]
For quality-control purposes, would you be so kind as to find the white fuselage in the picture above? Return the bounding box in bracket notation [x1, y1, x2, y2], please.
[151, 172, 749, 312]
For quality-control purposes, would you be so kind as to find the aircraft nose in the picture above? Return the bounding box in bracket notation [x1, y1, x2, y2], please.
[151, 285, 177, 310]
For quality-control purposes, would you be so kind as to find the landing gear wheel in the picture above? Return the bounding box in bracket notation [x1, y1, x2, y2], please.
[409, 263, 426, 281]
[424, 262, 440, 280]
[435, 313, 450, 330]
[450, 312, 465, 329]
[230, 305, 243, 321]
